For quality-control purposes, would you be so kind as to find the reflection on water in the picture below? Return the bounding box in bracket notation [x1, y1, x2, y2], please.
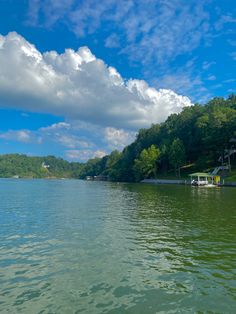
[0, 179, 236, 313]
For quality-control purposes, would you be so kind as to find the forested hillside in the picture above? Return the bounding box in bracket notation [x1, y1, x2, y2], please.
[80, 95, 236, 181]
[1, 95, 235, 181]
[0, 154, 83, 178]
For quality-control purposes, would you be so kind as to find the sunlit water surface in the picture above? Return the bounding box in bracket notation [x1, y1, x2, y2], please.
[0, 179, 235, 313]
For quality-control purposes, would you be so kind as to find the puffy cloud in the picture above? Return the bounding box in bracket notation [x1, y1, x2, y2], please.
[27, 0, 210, 66]
[27, 0, 75, 28]
[56, 135, 90, 149]
[39, 122, 92, 149]
[202, 61, 216, 70]
[0, 130, 34, 143]
[152, 64, 212, 104]
[94, 150, 107, 158]
[0, 119, 136, 161]
[65, 149, 107, 161]
[0, 32, 192, 131]
[207, 75, 216, 81]
[215, 14, 236, 31]
[104, 127, 136, 150]
[40, 122, 71, 131]
[105, 33, 120, 48]
[0, 122, 90, 149]
[230, 52, 236, 61]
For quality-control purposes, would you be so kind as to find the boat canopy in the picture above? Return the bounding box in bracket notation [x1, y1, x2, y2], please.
[189, 172, 220, 186]
[189, 172, 213, 177]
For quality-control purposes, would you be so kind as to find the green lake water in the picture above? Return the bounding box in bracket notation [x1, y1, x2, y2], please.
[0, 179, 235, 313]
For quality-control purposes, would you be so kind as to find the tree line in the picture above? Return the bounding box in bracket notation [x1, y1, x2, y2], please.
[0, 154, 83, 178]
[0, 95, 235, 181]
[80, 95, 236, 181]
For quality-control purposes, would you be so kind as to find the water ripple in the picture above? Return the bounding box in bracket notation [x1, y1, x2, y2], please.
[0, 179, 235, 313]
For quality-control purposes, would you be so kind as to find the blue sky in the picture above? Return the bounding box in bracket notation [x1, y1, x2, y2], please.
[0, 0, 235, 161]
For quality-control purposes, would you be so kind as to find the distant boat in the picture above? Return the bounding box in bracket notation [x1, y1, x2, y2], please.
[189, 172, 220, 187]
[86, 176, 93, 181]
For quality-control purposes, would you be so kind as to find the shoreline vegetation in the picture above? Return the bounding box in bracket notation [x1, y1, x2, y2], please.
[0, 95, 236, 183]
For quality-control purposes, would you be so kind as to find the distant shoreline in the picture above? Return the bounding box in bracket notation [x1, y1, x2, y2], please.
[1, 176, 236, 188]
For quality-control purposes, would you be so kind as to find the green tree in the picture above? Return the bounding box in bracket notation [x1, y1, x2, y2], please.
[133, 145, 160, 181]
[159, 144, 169, 174]
[0, 154, 83, 178]
[169, 138, 186, 177]
[105, 150, 121, 170]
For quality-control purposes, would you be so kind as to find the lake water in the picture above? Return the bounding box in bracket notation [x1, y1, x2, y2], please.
[0, 179, 235, 313]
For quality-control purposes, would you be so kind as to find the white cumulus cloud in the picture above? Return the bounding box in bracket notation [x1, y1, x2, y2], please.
[66, 149, 107, 161]
[0, 129, 40, 143]
[104, 127, 136, 150]
[0, 32, 192, 131]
